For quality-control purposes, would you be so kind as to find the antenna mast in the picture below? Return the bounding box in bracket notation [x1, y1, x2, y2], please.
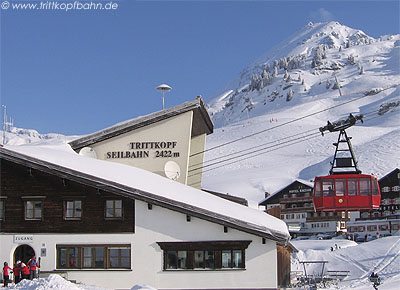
[156, 84, 172, 110]
[2, 105, 6, 145]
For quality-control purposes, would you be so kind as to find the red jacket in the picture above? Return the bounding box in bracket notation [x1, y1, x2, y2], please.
[3, 265, 12, 276]
[28, 258, 38, 270]
[21, 263, 30, 275]
[13, 264, 20, 276]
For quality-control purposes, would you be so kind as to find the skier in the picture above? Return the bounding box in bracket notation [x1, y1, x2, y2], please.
[370, 272, 381, 289]
[28, 256, 39, 279]
[13, 260, 21, 284]
[20, 262, 30, 280]
[2, 262, 13, 287]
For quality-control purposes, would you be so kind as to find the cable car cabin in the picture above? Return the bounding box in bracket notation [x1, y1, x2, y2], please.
[313, 174, 381, 212]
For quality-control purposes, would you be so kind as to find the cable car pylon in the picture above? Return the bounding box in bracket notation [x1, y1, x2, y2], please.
[313, 113, 381, 212]
[319, 113, 364, 175]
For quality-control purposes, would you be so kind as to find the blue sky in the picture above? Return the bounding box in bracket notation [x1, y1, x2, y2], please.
[1, 0, 399, 135]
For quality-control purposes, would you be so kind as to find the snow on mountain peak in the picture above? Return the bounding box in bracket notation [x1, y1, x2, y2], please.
[207, 21, 397, 128]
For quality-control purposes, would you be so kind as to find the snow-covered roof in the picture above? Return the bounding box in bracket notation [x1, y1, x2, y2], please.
[259, 179, 314, 205]
[69, 98, 213, 151]
[1, 144, 290, 244]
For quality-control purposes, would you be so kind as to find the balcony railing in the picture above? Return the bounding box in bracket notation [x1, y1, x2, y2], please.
[280, 196, 314, 203]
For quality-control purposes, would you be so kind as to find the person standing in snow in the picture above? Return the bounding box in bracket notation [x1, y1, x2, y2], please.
[13, 261, 21, 284]
[27, 256, 39, 280]
[3, 262, 13, 287]
[20, 262, 30, 280]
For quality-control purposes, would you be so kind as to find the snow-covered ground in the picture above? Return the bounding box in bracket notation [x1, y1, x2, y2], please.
[5, 274, 156, 290]
[291, 235, 400, 290]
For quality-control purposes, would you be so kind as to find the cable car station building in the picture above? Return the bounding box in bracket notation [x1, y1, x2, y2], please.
[0, 98, 290, 290]
[69, 98, 213, 189]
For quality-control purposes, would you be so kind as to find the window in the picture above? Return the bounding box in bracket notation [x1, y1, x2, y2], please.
[108, 247, 130, 268]
[64, 200, 82, 220]
[222, 250, 243, 268]
[379, 224, 388, 231]
[84, 247, 104, 268]
[322, 180, 334, 196]
[0, 200, 4, 220]
[194, 250, 215, 269]
[348, 179, 358, 196]
[57, 245, 130, 269]
[158, 241, 250, 270]
[372, 180, 380, 195]
[335, 179, 346, 196]
[25, 200, 42, 220]
[105, 200, 122, 219]
[166, 251, 187, 269]
[314, 181, 322, 197]
[360, 178, 371, 196]
[57, 247, 81, 269]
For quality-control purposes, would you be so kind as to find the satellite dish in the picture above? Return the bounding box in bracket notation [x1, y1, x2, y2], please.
[164, 161, 181, 181]
[156, 84, 172, 110]
[79, 147, 97, 159]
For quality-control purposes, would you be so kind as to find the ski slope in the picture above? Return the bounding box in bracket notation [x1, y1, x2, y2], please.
[292, 236, 400, 290]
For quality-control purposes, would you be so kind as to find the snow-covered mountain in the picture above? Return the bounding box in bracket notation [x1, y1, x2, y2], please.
[208, 21, 399, 127]
[0, 127, 76, 146]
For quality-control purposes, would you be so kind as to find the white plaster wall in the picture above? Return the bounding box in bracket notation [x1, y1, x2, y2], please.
[90, 112, 193, 185]
[187, 133, 206, 189]
[132, 200, 278, 289]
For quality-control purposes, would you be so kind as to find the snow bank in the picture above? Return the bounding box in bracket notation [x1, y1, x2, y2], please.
[7, 274, 82, 290]
[130, 285, 158, 290]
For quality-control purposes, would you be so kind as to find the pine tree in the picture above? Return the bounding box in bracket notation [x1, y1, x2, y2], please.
[283, 70, 289, 80]
[273, 66, 278, 77]
[326, 79, 331, 89]
[311, 46, 324, 68]
[286, 89, 294, 101]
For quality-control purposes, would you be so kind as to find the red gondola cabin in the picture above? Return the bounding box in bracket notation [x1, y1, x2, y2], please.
[313, 174, 381, 211]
